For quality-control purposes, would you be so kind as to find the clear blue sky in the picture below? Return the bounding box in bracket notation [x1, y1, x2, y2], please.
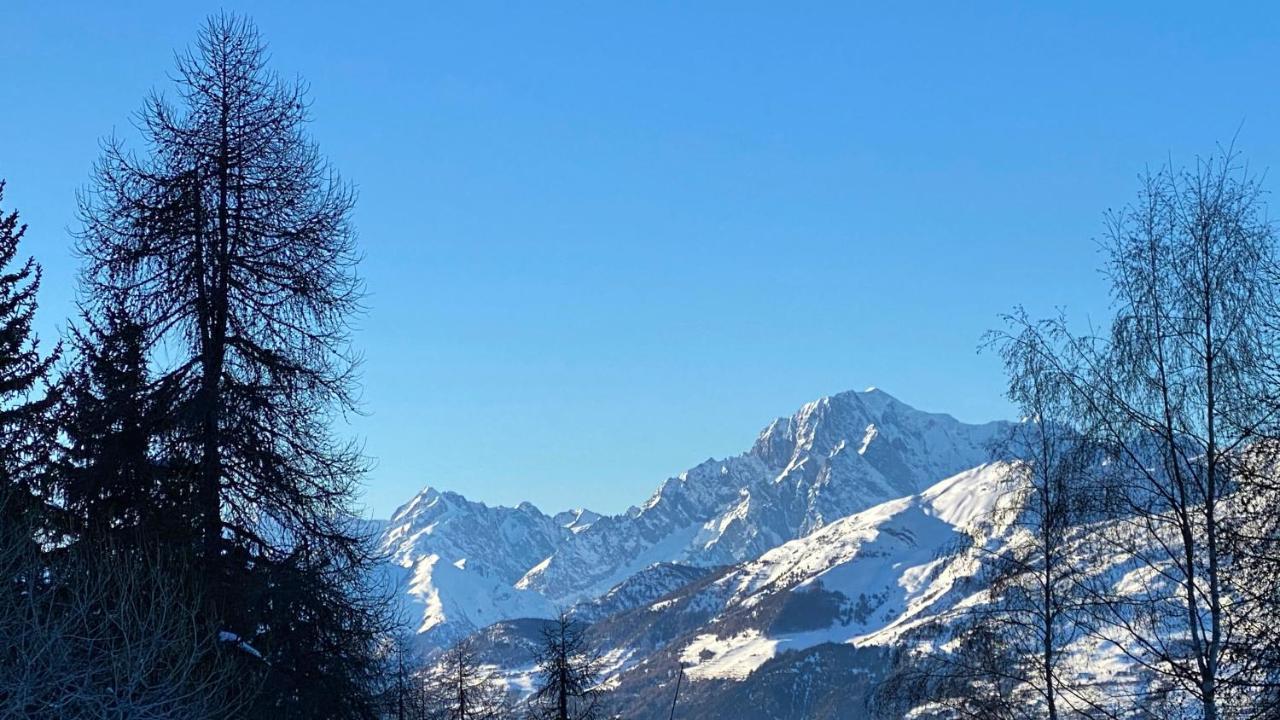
[3, 3, 1279, 518]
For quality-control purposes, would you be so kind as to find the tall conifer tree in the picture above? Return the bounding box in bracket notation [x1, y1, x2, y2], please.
[77, 16, 387, 717]
[0, 180, 57, 529]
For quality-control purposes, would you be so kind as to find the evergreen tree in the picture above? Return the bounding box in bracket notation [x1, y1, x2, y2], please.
[57, 304, 187, 543]
[76, 15, 388, 717]
[0, 180, 57, 532]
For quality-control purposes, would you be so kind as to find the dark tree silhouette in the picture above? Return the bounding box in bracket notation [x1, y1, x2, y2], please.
[0, 180, 58, 533]
[527, 611, 602, 720]
[77, 11, 365, 571]
[56, 304, 189, 544]
[76, 15, 388, 717]
[428, 639, 511, 720]
[0, 181, 244, 717]
[0, 513, 249, 719]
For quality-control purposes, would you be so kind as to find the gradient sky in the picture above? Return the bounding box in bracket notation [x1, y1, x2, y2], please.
[3, 2, 1280, 518]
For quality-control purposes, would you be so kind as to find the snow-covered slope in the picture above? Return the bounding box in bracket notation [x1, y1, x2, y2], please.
[570, 562, 718, 624]
[583, 463, 1021, 718]
[673, 462, 1015, 681]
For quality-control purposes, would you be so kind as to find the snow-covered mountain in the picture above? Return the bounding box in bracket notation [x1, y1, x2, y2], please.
[376, 387, 1010, 648]
[380, 389, 1219, 718]
[378, 487, 593, 645]
[635, 462, 1017, 684]
[536, 461, 1161, 719]
[458, 462, 1023, 718]
[517, 388, 1008, 603]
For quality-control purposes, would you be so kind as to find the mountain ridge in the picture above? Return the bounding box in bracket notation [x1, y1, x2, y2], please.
[377, 387, 1012, 647]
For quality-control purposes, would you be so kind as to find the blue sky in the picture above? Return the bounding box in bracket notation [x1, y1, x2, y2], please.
[3, 3, 1279, 518]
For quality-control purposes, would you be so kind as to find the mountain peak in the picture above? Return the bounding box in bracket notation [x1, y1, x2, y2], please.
[386, 485, 443, 523]
[553, 508, 602, 534]
[828, 385, 901, 410]
[752, 386, 907, 466]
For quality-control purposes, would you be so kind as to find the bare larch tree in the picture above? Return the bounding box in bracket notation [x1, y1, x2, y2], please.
[527, 611, 602, 720]
[75, 14, 389, 717]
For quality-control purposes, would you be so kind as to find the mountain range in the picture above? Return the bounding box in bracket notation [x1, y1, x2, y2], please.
[375, 388, 1009, 649]
[371, 386, 1224, 717]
